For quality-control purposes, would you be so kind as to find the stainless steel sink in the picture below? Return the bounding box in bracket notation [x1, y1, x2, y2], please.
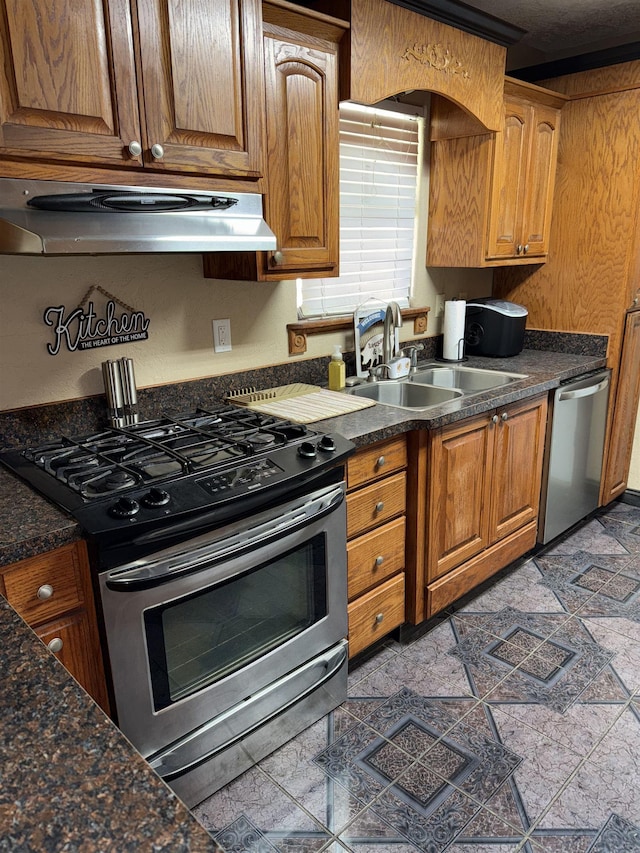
[345, 363, 528, 412]
[410, 364, 527, 393]
[346, 381, 463, 409]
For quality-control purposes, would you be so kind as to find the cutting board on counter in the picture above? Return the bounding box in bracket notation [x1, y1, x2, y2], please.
[226, 383, 375, 424]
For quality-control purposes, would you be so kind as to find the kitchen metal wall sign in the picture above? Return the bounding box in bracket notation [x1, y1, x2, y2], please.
[43, 287, 150, 355]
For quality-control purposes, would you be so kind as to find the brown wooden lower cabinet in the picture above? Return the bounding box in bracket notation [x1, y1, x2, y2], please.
[406, 395, 548, 624]
[346, 436, 407, 658]
[0, 541, 109, 712]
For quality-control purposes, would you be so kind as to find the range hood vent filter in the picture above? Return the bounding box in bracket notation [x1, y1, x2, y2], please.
[0, 179, 277, 255]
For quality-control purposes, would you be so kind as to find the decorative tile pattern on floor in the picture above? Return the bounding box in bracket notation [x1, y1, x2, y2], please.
[311, 688, 521, 849]
[192, 500, 640, 851]
[587, 813, 640, 852]
[534, 551, 640, 618]
[448, 607, 614, 711]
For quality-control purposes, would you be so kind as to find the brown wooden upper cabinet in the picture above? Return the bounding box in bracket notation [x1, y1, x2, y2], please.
[0, 0, 265, 180]
[427, 78, 568, 268]
[204, 1, 344, 281]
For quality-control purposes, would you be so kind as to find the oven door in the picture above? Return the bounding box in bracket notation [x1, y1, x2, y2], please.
[98, 480, 347, 761]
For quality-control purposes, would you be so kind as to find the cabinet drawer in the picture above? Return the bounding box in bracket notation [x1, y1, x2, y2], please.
[347, 517, 405, 600]
[346, 472, 406, 538]
[347, 436, 407, 489]
[348, 573, 405, 659]
[1, 544, 85, 626]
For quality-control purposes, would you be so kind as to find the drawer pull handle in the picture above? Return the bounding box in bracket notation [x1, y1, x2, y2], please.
[376, 455, 386, 468]
[375, 501, 384, 513]
[47, 637, 63, 653]
[375, 612, 384, 624]
[37, 584, 54, 601]
[375, 555, 385, 567]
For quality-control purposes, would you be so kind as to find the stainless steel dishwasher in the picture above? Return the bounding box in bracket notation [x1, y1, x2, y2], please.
[538, 368, 611, 544]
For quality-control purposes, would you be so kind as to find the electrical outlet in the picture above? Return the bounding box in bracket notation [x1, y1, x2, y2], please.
[213, 319, 232, 353]
[435, 293, 445, 317]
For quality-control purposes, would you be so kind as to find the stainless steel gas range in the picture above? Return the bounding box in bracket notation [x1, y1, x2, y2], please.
[1, 405, 354, 806]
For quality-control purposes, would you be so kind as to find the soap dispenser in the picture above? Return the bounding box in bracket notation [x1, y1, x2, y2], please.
[328, 345, 346, 391]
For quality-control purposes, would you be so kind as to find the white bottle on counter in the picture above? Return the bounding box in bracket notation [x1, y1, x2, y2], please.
[328, 345, 346, 391]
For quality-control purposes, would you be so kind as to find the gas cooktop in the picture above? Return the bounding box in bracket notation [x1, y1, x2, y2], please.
[1, 405, 354, 547]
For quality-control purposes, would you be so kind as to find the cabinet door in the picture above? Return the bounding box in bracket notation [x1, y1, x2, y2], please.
[601, 309, 640, 502]
[135, 0, 264, 177]
[0, 0, 141, 167]
[261, 31, 338, 274]
[490, 395, 548, 542]
[35, 610, 109, 710]
[519, 103, 560, 257]
[427, 415, 494, 581]
[486, 99, 528, 259]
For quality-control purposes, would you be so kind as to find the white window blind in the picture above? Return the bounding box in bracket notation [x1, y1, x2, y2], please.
[298, 102, 422, 318]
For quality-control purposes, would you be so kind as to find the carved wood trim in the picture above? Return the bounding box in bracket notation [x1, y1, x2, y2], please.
[286, 306, 430, 354]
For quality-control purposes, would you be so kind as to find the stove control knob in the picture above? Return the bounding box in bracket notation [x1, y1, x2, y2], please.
[110, 496, 140, 518]
[298, 441, 317, 459]
[318, 435, 336, 453]
[142, 487, 171, 508]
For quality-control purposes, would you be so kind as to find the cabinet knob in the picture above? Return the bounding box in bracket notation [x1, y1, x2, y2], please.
[151, 143, 164, 160]
[375, 501, 385, 513]
[37, 584, 54, 601]
[491, 414, 499, 424]
[47, 637, 63, 653]
[516, 244, 523, 254]
[375, 555, 385, 567]
[375, 612, 384, 624]
[501, 411, 509, 421]
[376, 455, 386, 468]
[523, 244, 529, 254]
[271, 250, 284, 266]
[127, 140, 142, 157]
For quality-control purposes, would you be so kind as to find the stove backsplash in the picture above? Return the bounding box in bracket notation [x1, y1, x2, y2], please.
[0, 349, 372, 450]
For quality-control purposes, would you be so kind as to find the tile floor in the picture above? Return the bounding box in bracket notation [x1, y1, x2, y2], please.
[192, 500, 640, 852]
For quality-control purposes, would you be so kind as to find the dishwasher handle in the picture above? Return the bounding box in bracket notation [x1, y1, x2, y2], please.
[558, 376, 609, 401]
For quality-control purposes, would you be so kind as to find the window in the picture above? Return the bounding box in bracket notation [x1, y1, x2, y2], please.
[298, 101, 423, 319]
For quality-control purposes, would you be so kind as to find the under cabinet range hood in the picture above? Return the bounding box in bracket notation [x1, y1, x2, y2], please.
[0, 178, 277, 255]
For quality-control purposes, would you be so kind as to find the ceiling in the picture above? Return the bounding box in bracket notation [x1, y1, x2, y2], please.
[460, 0, 640, 70]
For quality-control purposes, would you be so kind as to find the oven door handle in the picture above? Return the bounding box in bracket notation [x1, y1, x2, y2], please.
[147, 639, 348, 781]
[105, 483, 345, 589]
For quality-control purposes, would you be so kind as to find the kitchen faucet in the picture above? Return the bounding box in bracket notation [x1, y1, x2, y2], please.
[382, 302, 402, 364]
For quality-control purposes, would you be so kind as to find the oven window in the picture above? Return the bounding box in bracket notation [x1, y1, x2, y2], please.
[145, 533, 327, 710]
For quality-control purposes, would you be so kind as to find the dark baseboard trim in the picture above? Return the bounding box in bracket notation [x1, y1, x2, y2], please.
[620, 489, 640, 508]
[511, 41, 640, 83]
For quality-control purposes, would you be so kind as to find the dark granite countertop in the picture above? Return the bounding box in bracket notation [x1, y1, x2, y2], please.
[0, 594, 221, 852]
[0, 467, 81, 569]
